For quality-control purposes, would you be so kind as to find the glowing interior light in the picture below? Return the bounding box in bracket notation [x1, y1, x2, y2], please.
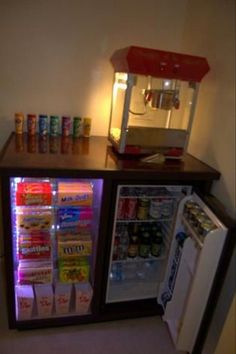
[164, 80, 171, 88]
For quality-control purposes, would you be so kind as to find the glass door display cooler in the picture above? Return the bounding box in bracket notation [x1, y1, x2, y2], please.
[104, 184, 235, 354]
[105, 184, 191, 303]
[10, 177, 103, 325]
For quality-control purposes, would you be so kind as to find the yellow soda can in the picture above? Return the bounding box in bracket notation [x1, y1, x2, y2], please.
[83, 117, 92, 137]
[15, 113, 24, 134]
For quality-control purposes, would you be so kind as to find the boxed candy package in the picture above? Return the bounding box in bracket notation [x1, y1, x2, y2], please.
[58, 258, 89, 283]
[18, 261, 53, 284]
[16, 210, 52, 232]
[57, 182, 93, 207]
[18, 232, 51, 260]
[16, 182, 52, 206]
[15, 285, 34, 320]
[54, 283, 72, 315]
[57, 207, 93, 231]
[75, 282, 93, 315]
[57, 232, 92, 258]
[35, 284, 53, 317]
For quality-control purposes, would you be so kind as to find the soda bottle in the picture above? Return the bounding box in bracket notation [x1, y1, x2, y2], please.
[139, 229, 151, 258]
[151, 223, 163, 257]
[119, 226, 129, 260]
[128, 223, 139, 258]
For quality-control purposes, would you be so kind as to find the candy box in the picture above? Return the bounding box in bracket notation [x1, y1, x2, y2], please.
[16, 210, 52, 232]
[35, 284, 53, 317]
[54, 283, 72, 315]
[57, 182, 93, 207]
[18, 232, 51, 260]
[15, 285, 34, 320]
[57, 233, 92, 258]
[57, 208, 93, 231]
[16, 182, 52, 206]
[18, 261, 53, 284]
[58, 258, 89, 283]
[75, 282, 93, 314]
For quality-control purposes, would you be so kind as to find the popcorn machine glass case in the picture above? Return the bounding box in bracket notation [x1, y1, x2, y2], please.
[108, 46, 210, 158]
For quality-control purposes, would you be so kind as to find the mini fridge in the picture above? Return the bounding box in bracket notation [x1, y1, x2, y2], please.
[9, 177, 103, 325]
[104, 184, 235, 353]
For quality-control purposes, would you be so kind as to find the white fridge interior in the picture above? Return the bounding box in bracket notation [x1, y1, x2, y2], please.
[105, 185, 192, 304]
[158, 193, 228, 353]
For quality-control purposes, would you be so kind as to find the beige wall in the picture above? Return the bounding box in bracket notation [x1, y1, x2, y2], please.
[180, 1, 235, 354]
[0, 0, 188, 149]
[181, 0, 236, 219]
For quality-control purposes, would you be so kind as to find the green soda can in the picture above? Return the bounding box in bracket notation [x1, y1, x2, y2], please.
[50, 115, 59, 136]
[73, 116, 82, 137]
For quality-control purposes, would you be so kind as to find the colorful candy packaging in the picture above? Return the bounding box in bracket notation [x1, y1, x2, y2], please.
[16, 210, 52, 232]
[58, 258, 89, 283]
[57, 207, 93, 231]
[57, 233, 92, 258]
[16, 182, 52, 206]
[18, 261, 53, 284]
[57, 182, 93, 207]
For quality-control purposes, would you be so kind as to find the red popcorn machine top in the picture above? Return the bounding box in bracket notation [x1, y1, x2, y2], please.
[108, 46, 210, 158]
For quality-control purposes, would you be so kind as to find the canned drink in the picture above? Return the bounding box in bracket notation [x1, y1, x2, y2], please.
[183, 200, 196, 218]
[27, 114, 37, 135]
[161, 198, 173, 218]
[15, 113, 24, 134]
[50, 116, 60, 136]
[73, 117, 82, 137]
[62, 116, 71, 136]
[149, 198, 162, 219]
[83, 117, 92, 137]
[38, 115, 48, 136]
[193, 211, 206, 230]
[125, 198, 137, 219]
[117, 198, 126, 219]
[137, 198, 150, 220]
[188, 205, 201, 225]
[198, 219, 216, 238]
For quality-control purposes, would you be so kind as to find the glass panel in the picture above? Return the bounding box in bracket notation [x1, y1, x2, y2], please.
[10, 177, 103, 321]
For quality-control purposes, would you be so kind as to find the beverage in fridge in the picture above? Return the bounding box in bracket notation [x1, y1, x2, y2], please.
[104, 184, 234, 353]
[10, 177, 103, 324]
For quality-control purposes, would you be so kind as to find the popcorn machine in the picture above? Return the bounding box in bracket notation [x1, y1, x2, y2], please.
[108, 46, 210, 158]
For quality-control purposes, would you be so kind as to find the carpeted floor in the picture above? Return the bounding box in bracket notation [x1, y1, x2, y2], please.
[0, 258, 185, 354]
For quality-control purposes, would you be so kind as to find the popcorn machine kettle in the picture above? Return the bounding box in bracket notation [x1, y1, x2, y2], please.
[108, 46, 210, 158]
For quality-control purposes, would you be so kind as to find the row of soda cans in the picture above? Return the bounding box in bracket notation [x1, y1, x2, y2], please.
[15, 113, 92, 138]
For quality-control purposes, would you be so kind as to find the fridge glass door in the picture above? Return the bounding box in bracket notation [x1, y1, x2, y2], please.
[10, 177, 103, 321]
[105, 184, 191, 303]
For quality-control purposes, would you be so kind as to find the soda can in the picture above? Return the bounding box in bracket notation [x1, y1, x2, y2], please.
[15, 113, 24, 134]
[38, 114, 48, 136]
[149, 198, 162, 219]
[27, 114, 37, 135]
[137, 197, 150, 220]
[62, 116, 71, 136]
[83, 117, 92, 137]
[117, 198, 126, 219]
[50, 116, 60, 136]
[73, 117, 82, 137]
[125, 198, 137, 219]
